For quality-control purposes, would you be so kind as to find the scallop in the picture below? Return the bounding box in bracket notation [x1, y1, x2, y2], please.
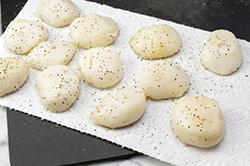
[79, 46, 123, 89]
[138, 60, 189, 99]
[36, 65, 80, 113]
[70, 14, 119, 49]
[201, 29, 242, 75]
[0, 57, 29, 97]
[4, 19, 48, 54]
[129, 24, 182, 59]
[26, 41, 77, 70]
[92, 85, 146, 129]
[171, 96, 225, 148]
[37, 0, 80, 27]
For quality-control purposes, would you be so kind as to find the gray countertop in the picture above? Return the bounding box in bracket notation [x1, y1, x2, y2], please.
[0, 108, 10, 166]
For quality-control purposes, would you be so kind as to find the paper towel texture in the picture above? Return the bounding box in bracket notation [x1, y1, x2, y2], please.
[0, 0, 250, 165]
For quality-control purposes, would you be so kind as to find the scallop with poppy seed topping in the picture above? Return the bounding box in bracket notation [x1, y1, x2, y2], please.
[37, 0, 80, 27]
[0, 57, 29, 97]
[70, 14, 119, 49]
[201, 29, 242, 75]
[139, 60, 189, 99]
[130, 24, 182, 59]
[79, 46, 123, 89]
[92, 85, 146, 129]
[26, 41, 77, 70]
[4, 19, 48, 54]
[171, 96, 225, 148]
[36, 65, 80, 113]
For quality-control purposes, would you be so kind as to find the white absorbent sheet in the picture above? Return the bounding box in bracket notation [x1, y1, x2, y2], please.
[0, 0, 250, 165]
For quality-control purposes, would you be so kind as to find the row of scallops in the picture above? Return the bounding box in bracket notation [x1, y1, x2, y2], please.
[0, 0, 243, 148]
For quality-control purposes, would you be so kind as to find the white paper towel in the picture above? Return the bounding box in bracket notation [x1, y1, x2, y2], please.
[1, 0, 250, 165]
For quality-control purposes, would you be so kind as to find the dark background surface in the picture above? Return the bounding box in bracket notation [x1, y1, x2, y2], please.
[91, 0, 250, 41]
[2, 0, 250, 41]
[2, 0, 250, 165]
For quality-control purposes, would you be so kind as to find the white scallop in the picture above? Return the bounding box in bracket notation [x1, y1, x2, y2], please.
[4, 19, 48, 54]
[70, 14, 119, 49]
[0, 57, 29, 97]
[138, 60, 189, 99]
[26, 41, 77, 70]
[171, 96, 225, 148]
[37, 0, 80, 27]
[36, 65, 80, 113]
[201, 29, 242, 75]
[130, 24, 182, 59]
[92, 85, 146, 129]
[79, 46, 123, 89]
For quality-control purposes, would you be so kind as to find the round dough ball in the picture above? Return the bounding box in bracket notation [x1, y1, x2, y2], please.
[92, 85, 146, 129]
[0, 57, 29, 97]
[70, 14, 119, 49]
[79, 46, 123, 89]
[138, 60, 189, 99]
[171, 96, 225, 148]
[37, 0, 80, 27]
[201, 29, 242, 75]
[36, 65, 80, 113]
[4, 19, 48, 54]
[129, 24, 182, 59]
[26, 41, 77, 70]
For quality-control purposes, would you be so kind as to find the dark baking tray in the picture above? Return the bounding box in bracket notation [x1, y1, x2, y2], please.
[3, 0, 250, 165]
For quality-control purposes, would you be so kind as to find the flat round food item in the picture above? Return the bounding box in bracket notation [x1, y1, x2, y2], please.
[0, 57, 29, 97]
[171, 96, 225, 148]
[4, 19, 48, 54]
[36, 65, 80, 113]
[26, 41, 77, 70]
[70, 14, 119, 49]
[201, 29, 242, 75]
[92, 85, 146, 129]
[37, 0, 80, 27]
[138, 60, 189, 99]
[129, 24, 182, 59]
[79, 46, 123, 89]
